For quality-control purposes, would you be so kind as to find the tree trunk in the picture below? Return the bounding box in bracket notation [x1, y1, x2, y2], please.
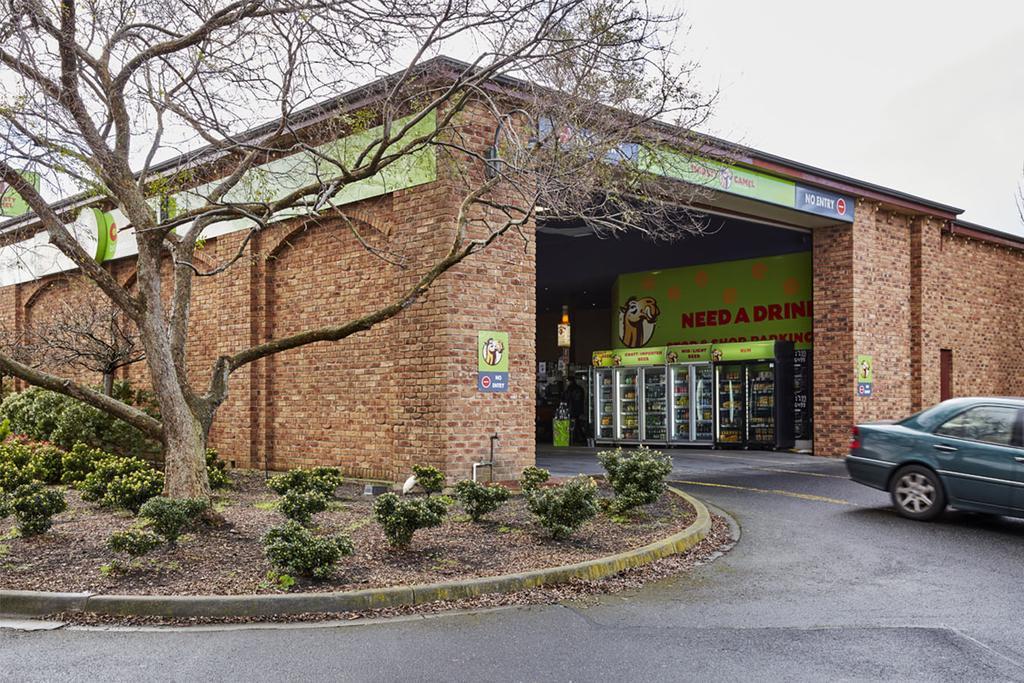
[102, 372, 114, 396]
[160, 401, 211, 500]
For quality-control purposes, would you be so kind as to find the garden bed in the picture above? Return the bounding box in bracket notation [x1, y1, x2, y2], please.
[0, 472, 695, 596]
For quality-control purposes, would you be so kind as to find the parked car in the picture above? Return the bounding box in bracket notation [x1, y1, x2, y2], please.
[846, 398, 1024, 521]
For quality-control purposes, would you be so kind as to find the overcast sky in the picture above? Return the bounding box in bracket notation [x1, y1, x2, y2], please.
[682, 0, 1024, 235]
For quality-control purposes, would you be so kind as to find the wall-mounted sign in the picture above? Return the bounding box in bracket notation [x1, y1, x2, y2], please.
[0, 171, 40, 218]
[856, 354, 873, 397]
[477, 331, 509, 393]
[86, 209, 118, 263]
[614, 253, 813, 350]
[638, 148, 855, 223]
[666, 344, 712, 363]
[711, 341, 777, 362]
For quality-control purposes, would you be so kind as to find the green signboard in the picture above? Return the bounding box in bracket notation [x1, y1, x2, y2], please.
[856, 354, 874, 397]
[666, 344, 712, 363]
[711, 341, 777, 362]
[0, 171, 40, 218]
[613, 253, 812, 350]
[89, 208, 118, 263]
[477, 331, 509, 393]
[639, 148, 795, 207]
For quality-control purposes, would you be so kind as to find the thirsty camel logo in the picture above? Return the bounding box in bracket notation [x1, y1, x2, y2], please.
[481, 337, 505, 367]
[618, 296, 660, 348]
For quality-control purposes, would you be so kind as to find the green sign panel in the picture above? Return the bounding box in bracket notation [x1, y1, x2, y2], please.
[856, 354, 874, 397]
[711, 341, 777, 362]
[639, 148, 795, 207]
[0, 171, 40, 218]
[89, 208, 118, 263]
[478, 331, 509, 372]
[666, 344, 712, 363]
[613, 253, 813, 350]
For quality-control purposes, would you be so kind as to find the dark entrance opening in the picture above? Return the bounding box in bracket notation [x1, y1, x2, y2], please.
[940, 349, 954, 401]
[534, 214, 812, 448]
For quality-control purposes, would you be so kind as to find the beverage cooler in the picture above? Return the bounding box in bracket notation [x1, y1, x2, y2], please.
[713, 341, 795, 450]
[593, 364, 615, 444]
[667, 345, 713, 445]
[615, 366, 641, 442]
[641, 366, 667, 443]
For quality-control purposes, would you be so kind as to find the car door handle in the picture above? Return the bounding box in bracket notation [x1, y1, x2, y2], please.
[1015, 457, 1024, 464]
[933, 444, 958, 452]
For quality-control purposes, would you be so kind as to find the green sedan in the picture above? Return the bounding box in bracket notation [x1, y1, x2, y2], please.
[846, 398, 1024, 521]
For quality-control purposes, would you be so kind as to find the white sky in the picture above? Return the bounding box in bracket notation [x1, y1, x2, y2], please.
[682, 0, 1024, 235]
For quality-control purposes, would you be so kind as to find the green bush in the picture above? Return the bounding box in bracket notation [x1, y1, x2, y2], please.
[373, 492, 447, 548]
[453, 480, 510, 522]
[411, 464, 445, 496]
[267, 467, 342, 497]
[525, 476, 599, 539]
[0, 383, 161, 462]
[206, 448, 230, 489]
[79, 454, 150, 502]
[60, 443, 109, 485]
[0, 418, 10, 442]
[279, 490, 329, 526]
[108, 528, 162, 557]
[0, 460, 31, 493]
[597, 446, 673, 513]
[519, 466, 550, 493]
[26, 445, 64, 485]
[8, 482, 67, 536]
[138, 497, 207, 544]
[103, 469, 164, 513]
[0, 441, 33, 468]
[261, 521, 354, 579]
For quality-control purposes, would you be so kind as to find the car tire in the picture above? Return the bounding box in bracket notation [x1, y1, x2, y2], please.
[890, 465, 946, 521]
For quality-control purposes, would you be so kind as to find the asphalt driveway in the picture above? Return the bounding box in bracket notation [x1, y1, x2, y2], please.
[3, 447, 1024, 682]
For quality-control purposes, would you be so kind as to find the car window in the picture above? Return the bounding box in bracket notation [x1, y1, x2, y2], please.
[934, 406, 1019, 446]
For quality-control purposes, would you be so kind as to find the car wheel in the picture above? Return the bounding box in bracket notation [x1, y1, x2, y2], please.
[890, 465, 946, 521]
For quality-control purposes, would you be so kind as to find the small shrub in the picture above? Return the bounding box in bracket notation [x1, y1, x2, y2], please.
[453, 480, 510, 522]
[78, 454, 149, 502]
[26, 445, 64, 485]
[0, 441, 33, 468]
[0, 418, 10, 442]
[597, 446, 673, 513]
[261, 521, 354, 579]
[525, 476, 599, 539]
[267, 467, 342, 497]
[519, 466, 550, 493]
[373, 492, 447, 547]
[8, 482, 67, 536]
[279, 490, 329, 526]
[138, 497, 208, 544]
[108, 528, 162, 557]
[0, 460, 31, 493]
[410, 465, 445, 496]
[103, 469, 165, 513]
[206, 448, 230, 489]
[61, 443, 108, 485]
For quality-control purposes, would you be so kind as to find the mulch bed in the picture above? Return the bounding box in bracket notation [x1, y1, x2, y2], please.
[0, 472, 697, 597]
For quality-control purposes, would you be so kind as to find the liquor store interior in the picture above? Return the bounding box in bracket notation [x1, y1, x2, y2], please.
[535, 212, 814, 452]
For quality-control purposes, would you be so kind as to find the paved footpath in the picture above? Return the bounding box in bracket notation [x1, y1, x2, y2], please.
[3, 448, 1024, 682]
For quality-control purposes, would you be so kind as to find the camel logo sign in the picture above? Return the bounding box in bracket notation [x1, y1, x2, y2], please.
[477, 331, 509, 393]
[618, 296, 660, 348]
[0, 171, 40, 218]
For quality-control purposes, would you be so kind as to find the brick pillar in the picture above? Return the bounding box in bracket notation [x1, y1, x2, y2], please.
[814, 199, 923, 456]
[909, 217, 943, 410]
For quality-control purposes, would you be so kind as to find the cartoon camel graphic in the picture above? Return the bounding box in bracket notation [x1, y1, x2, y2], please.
[618, 296, 660, 348]
[482, 337, 505, 366]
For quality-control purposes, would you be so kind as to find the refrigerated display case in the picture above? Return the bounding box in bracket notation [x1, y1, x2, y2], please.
[593, 367, 615, 444]
[712, 341, 794, 450]
[616, 366, 640, 442]
[641, 366, 667, 442]
[667, 344, 713, 445]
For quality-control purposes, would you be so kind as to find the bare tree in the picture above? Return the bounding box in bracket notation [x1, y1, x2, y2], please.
[0, 0, 714, 499]
[30, 284, 144, 396]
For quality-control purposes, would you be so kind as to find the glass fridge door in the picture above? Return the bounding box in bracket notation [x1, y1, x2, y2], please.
[595, 369, 615, 441]
[642, 366, 667, 441]
[716, 363, 744, 445]
[747, 362, 776, 445]
[616, 367, 640, 441]
[670, 365, 690, 441]
[694, 364, 714, 442]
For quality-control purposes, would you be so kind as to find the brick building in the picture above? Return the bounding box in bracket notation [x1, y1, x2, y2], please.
[1, 62, 1022, 481]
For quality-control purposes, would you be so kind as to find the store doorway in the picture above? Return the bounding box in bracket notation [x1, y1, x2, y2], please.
[534, 213, 814, 450]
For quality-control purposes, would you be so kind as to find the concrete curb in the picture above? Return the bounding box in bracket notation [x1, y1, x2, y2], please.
[0, 487, 711, 619]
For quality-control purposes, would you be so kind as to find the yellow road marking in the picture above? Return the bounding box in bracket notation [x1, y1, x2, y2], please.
[673, 480, 859, 507]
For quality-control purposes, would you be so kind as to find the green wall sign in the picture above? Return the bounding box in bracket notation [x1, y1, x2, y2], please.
[712, 341, 777, 362]
[89, 209, 118, 263]
[856, 354, 874, 397]
[0, 171, 40, 218]
[666, 344, 712, 363]
[613, 253, 813, 350]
